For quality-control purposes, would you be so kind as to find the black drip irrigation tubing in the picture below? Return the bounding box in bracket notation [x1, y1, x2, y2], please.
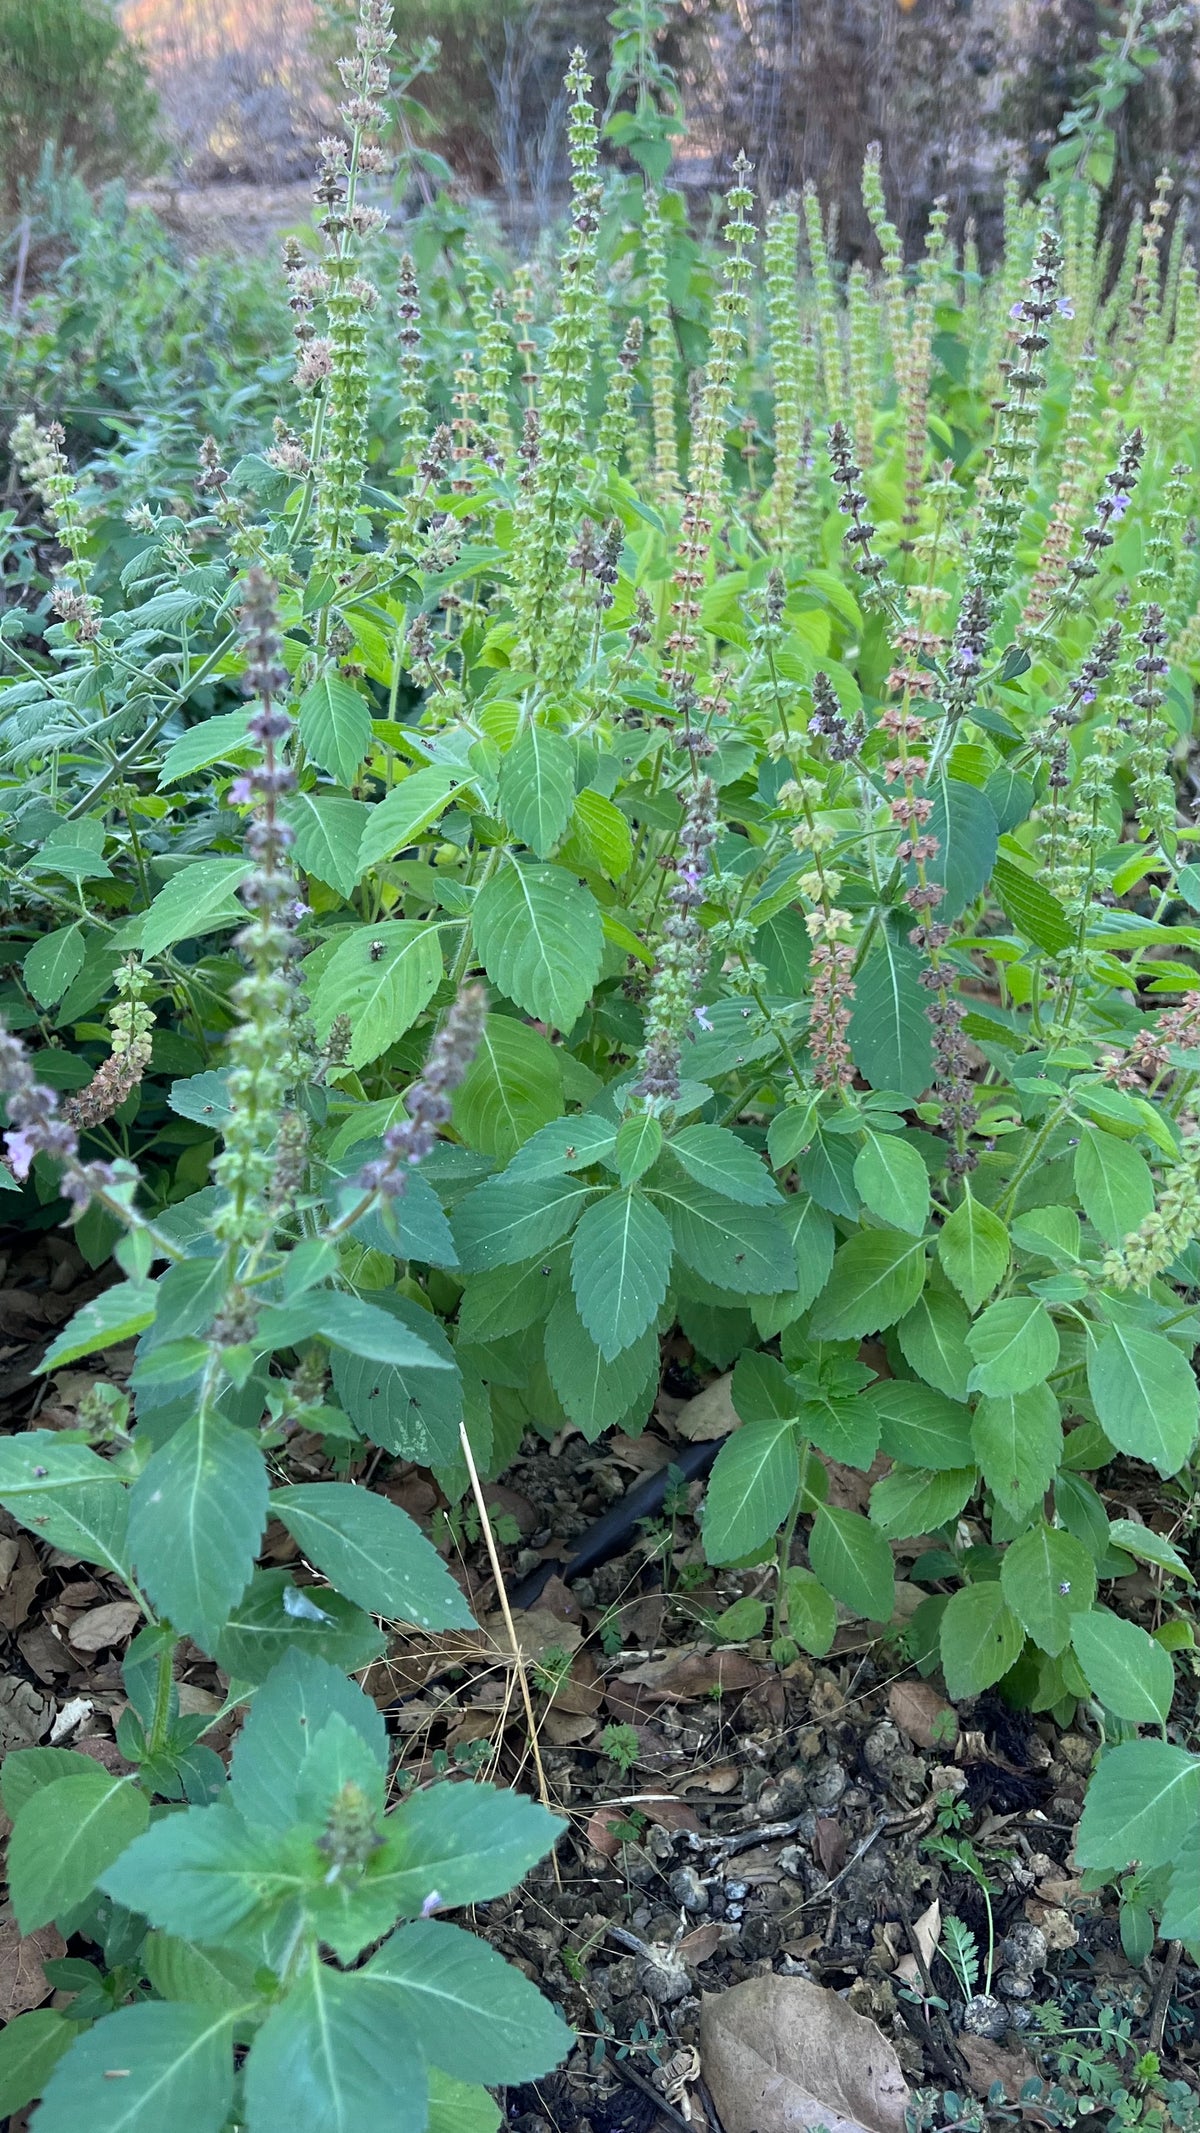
[507, 1435, 727, 1612]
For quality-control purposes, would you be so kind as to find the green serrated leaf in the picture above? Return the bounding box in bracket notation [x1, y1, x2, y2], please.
[1086, 1320, 1199, 1479]
[365, 1919, 572, 2082]
[1073, 1128, 1155, 1248]
[937, 1194, 1009, 1310]
[570, 1188, 672, 1359]
[497, 724, 575, 858]
[299, 672, 372, 783]
[668, 1125, 781, 1206]
[965, 1295, 1060, 1396]
[1069, 1608, 1176, 1723]
[356, 767, 460, 877]
[808, 1504, 895, 1622]
[473, 863, 603, 1031]
[848, 919, 934, 1098]
[939, 1582, 1025, 1698]
[140, 860, 251, 959]
[270, 1482, 474, 1631]
[36, 2003, 237, 2133]
[1075, 1740, 1200, 1872]
[853, 1132, 930, 1236]
[311, 922, 442, 1068]
[128, 1410, 268, 1650]
[809, 1229, 926, 1340]
[286, 792, 372, 899]
[8, 1770, 149, 1932]
[869, 1465, 974, 1540]
[24, 925, 85, 1009]
[971, 1384, 1062, 1520]
[1000, 1522, 1096, 1655]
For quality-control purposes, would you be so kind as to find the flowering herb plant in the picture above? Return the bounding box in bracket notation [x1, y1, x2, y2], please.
[0, 0, 1199, 2121]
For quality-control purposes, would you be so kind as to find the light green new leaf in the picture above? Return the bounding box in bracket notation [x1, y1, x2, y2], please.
[1069, 1608, 1176, 1724]
[570, 1188, 672, 1359]
[1106, 1519, 1194, 1581]
[939, 1582, 1025, 1699]
[8, 1770, 149, 1932]
[808, 1504, 895, 1622]
[311, 921, 442, 1068]
[0, 1431, 132, 1582]
[230, 1650, 386, 1833]
[1086, 1320, 1199, 1478]
[544, 1297, 658, 1439]
[703, 1415, 800, 1564]
[780, 1568, 837, 1657]
[36, 2003, 237, 2133]
[937, 1194, 1009, 1310]
[259, 1291, 457, 1369]
[1073, 1128, 1155, 1247]
[142, 1933, 263, 2011]
[472, 862, 603, 1030]
[365, 1919, 572, 2083]
[966, 1295, 1060, 1396]
[158, 708, 252, 785]
[331, 1297, 462, 1466]
[140, 859, 251, 959]
[245, 1957, 425, 2133]
[286, 792, 372, 899]
[1075, 1740, 1200, 1871]
[24, 924, 85, 1009]
[971, 1385, 1062, 1519]
[853, 1132, 930, 1236]
[808, 1229, 926, 1340]
[270, 1482, 474, 1631]
[869, 1465, 974, 1540]
[497, 723, 575, 857]
[614, 1111, 664, 1185]
[451, 1016, 564, 1159]
[298, 671, 373, 783]
[128, 1409, 268, 1650]
[668, 1125, 782, 1206]
[356, 765, 460, 876]
[40, 1283, 156, 1371]
[999, 1522, 1096, 1655]
[452, 1176, 593, 1273]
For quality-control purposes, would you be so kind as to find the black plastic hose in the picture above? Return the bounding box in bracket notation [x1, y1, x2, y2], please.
[507, 1434, 726, 1610]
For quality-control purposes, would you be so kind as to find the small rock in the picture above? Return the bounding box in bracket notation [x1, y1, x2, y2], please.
[740, 1915, 780, 1959]
[1057, 1732, 1094, 1773]
[863, 1721, 901, 1771]
[1000, 1921, 1046, 1975]
[807, 1757, 848, 1809]
[962, 1995, 1009, 2040]
[795, 1726, 824, 1762]
[888, 1753, 928, 1805]
[997, 1969, 1035, 2000]
[1024, 1902, 1078, 1952]
[928, 1762, 968, 1796]
[646, 1826, 675, 1862]
[810, 1671, 844, 1720]
[669, 1866, 709, 1914]
[635, 1946, 691, 2004]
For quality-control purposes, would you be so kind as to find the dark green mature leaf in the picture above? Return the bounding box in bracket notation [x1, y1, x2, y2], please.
[271, 1482, 474, 1630]
[374, 1781, 565, 1917]
[231, 1651, 386, 1832]
[298, 672, 372, 783]
[259, 1292, 458, 1368]
[1000, 1522, 1096, 1655]
[971, 1385, 1062, 1519]
[1161, 1854, 1200, 1945]
[654, 1180, 796, 1296]
[244, 1958, 425, 2133]
[940, 1582, 1025, 1697]
[212, 1571, 386, 1684]
[544, 1297, 658, 1438]
[473, 862, 603, 1029]
[452, 1176, 594, 1273]
[1086, 1320, 1199, 1477]
[142, 1934, 262, 2011]
[0, 2009, 76, 2118]
[140, 859, 251, 958]
[0, 1431, 132, 1581]
[128, 1410, 268, 1651]
[896, 1289, 973, 1401]
[331, 1295, 462, 1464]
[498, 724, 575, 857]
[8, 1770, 149, 1931]
[869, 1465, 974, 1540]
[853, 1132, 930, 1236]
[40, 1285, 156, 1371]
[36, 2003, 238, 2133]
[991, 853, 1073, 955]
[357, 766, 461, 876]
[703, 1414, 799, 1564]
[848, 920, 934, 1098]
[1073, 1128, 1155, 1247]
[100, 1800, 308, 1941]
[24, 924, 85, 1008]
[668, 1125, 782, 1206]
[937, 1194, 1009, 1310]
[365, 1920, 572, 2082]
[808, 1505, 894, 1621]
[570, 1188, 672, 1358]
[808, 1229, 926, 1339]
[286, 792, 371, 899]
[965, 1295, 1059, 1396]
[871, 1381, 974, 1469]
[1075, 1741, 1200, 1872]
[918, 776, 998, 919]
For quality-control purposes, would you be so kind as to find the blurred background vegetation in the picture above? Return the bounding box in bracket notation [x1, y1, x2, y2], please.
[2, 0, 1199, 260]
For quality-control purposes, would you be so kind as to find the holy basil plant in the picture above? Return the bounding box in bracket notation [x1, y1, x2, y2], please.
[1, 0, 1199, 2104]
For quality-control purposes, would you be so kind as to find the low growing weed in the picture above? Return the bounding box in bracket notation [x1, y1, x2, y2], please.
[0, 0, 1198, 2123]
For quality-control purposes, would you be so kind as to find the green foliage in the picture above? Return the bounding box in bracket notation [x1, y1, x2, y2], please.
[0, 0, 162, 210]
[3, 2, 1200, 2113]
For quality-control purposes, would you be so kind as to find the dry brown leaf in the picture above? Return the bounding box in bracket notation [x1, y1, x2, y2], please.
[887, 1680, 958, 1751]
[619, 1646, 762, 1701]
[67, 1600, 141, 1654]
[641, 1794, 703, 1835]
[679, 1921, 725, 1966]
[956, 2035, 1038, 2102]
[674, 1374, 736, 1442]
[586, 1806, 629, 1858]
[894, 1897, 940, 1988]
[814, 1817, 847, 1875]
[541, 1708, 598, 1747]
[0, 1675, 52, 1754]
[676, 1762, 741, 1795]
[0, 1538, 42, 1633]
[16, 1625, 69, 1683]
[488, 1608, 583, 1666]
[0, 1917, 64, 2019]
[700, 1976, 910, 2133]
[548, 1651, 603, 1717]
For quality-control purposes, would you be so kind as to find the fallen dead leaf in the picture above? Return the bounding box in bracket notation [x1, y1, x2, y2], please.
[541, 1708, 598, 1747]
[0, 1675, 52, 1753]
[0, 1537, 42, 1633]
[956, 2034, 1038, 2102]
[49, 1697, 92, 1743]
[619, 1645, 762, 1701]
[700, 1975, 910, 2133]
[674, 1374, 736, 1442]
[894, 1897, 940, 1988]
[679, 1921, 725, 1966]
[548, 1650, 604, 1716]
[887, 1680, 958, 1751]
[676, 1762, 742, 1795]
[641, 1794, 703, 1835]
[66, 1600, 141, 1654]
[489, 1608, 583, 1666]
[0, 1917, 65, 2018]
[586, 1806, 631, 1858]
[1025, 1900, 1079, 1951]
[814, 1817, 847, 1875]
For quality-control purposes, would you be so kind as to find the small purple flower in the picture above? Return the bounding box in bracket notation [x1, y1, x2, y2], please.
[1057, 297, 1075, 320]
[4, 1129, 37, 1179]
[1082, 688, 1096, 705]
[1109, 493, 1131, 523]
[1009, 301, 1024, 320]
[694, 1005, 713, 1033]
[957, 645, 978, 668]
[421, 1891, 444, 1918]
[228, 775, 256, 807]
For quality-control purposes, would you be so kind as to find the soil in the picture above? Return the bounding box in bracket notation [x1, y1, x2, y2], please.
[0, 1221, 1197, 2128]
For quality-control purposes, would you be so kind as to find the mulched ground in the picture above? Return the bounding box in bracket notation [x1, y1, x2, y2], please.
[1, 1225, 1197, 2128]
